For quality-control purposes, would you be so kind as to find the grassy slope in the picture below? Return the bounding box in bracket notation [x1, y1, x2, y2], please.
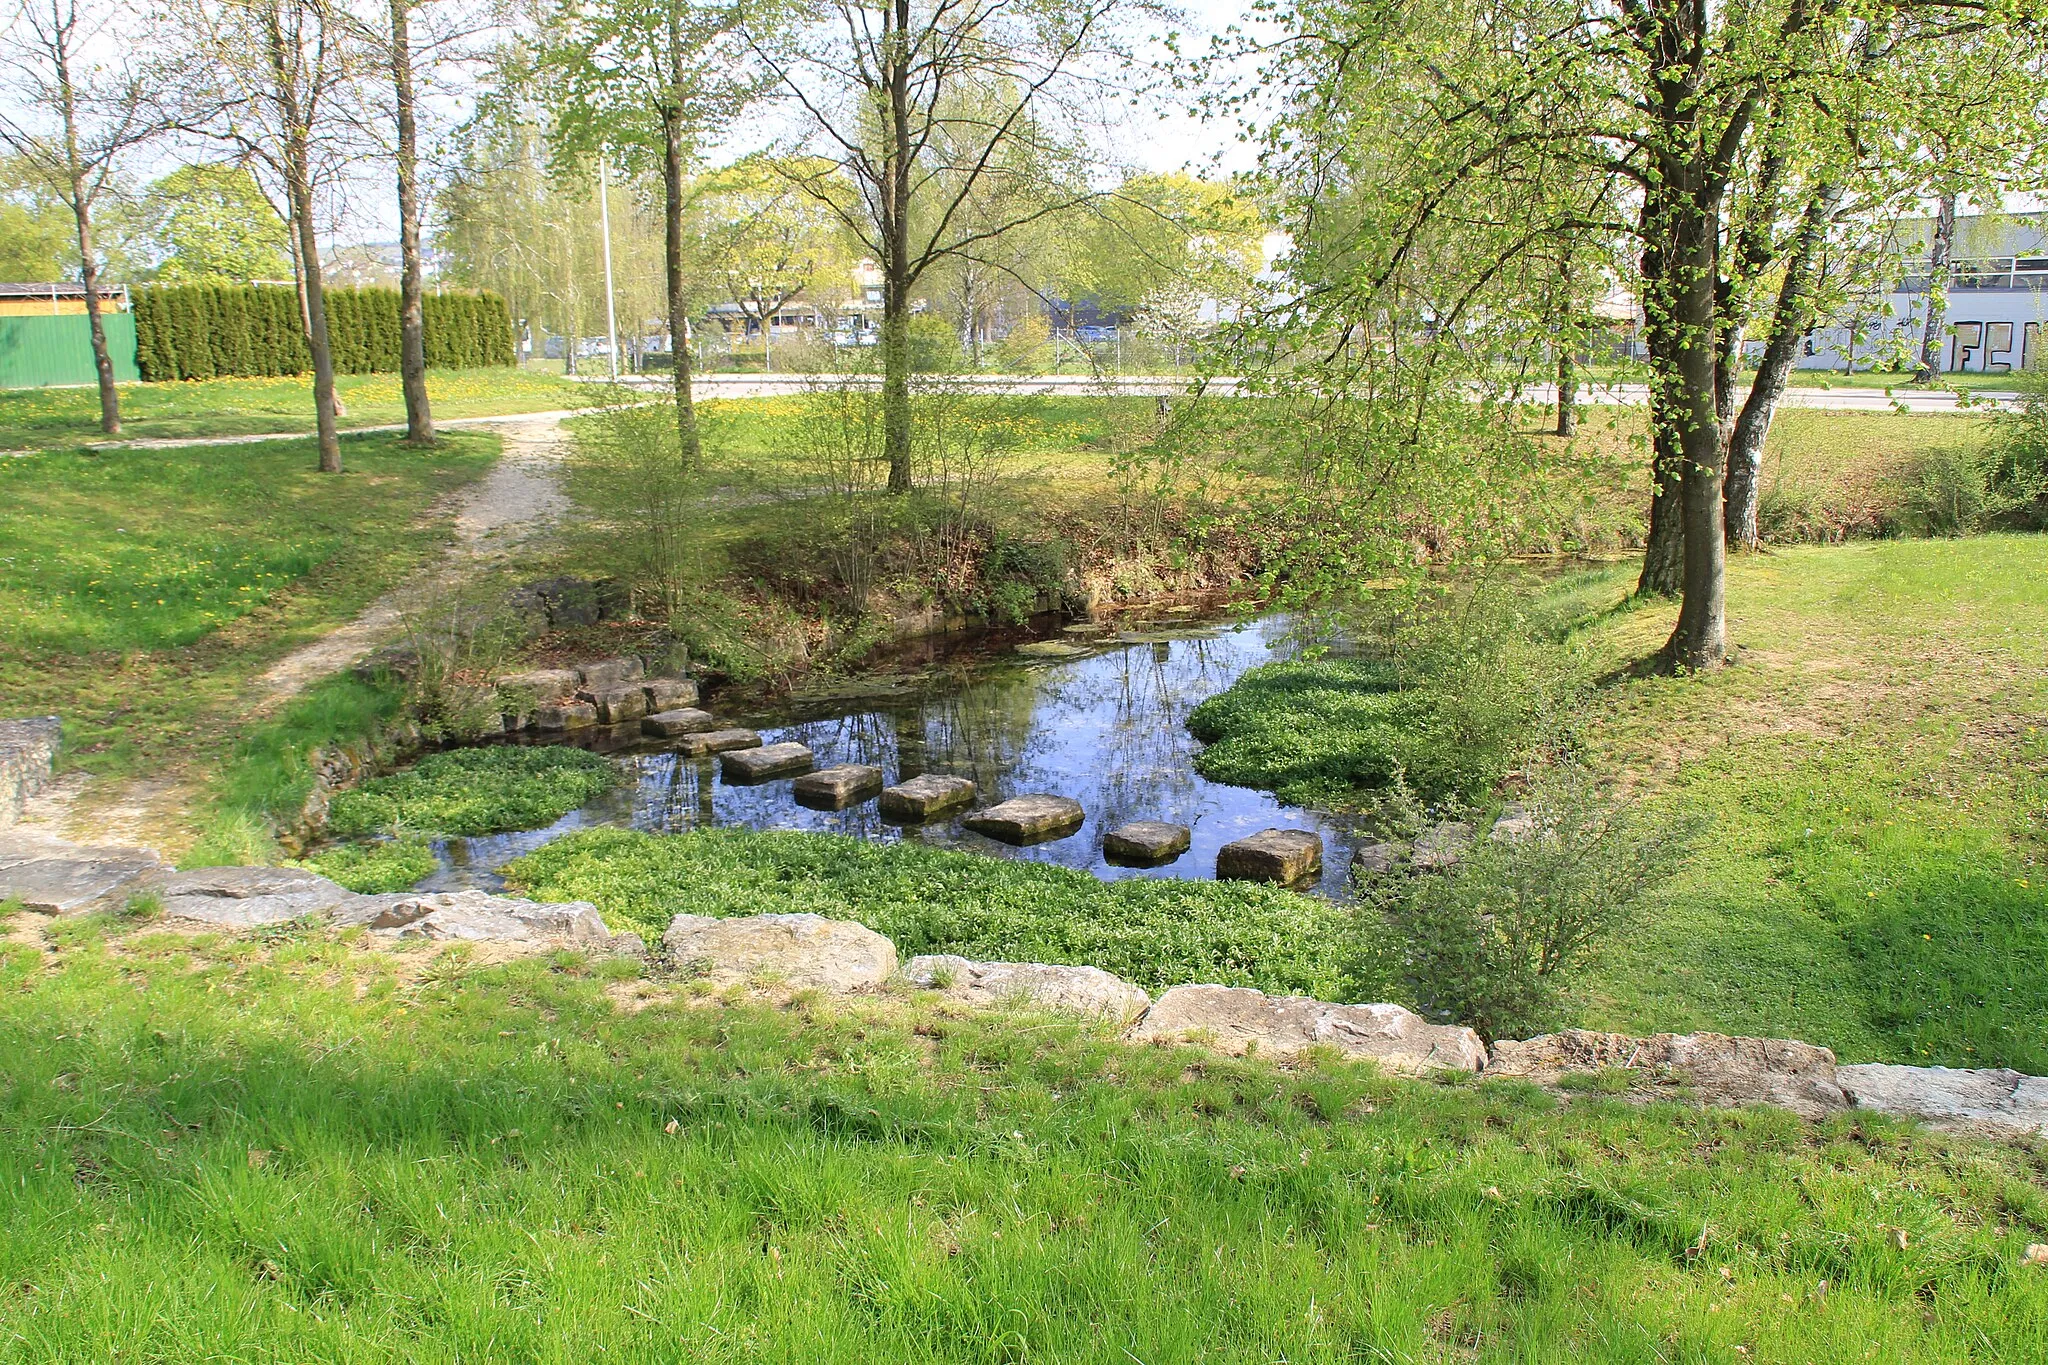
[0, 367, 588, 448]
[3, 917, 2043, 1363]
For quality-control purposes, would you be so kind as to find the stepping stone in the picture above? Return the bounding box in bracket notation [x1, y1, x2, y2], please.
[533, 701, 598, 730]
[720, 741, 815, 782]
[578, 684, 647, 724]
[1216, 828, 1322, 884]
[1102, 820, 1191, 864]
[643, 707, 717, 738]
[793, 764, 885, 810]
[577, 657, 644, 688]
[1015, 640, 1090, 659]
[964, 794, 1085, 845]
[676, 728, 760, 757]
[643, 678, 699, 711]
[878, 774, 977, 822]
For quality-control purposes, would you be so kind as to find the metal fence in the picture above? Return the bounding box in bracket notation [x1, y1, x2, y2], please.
[0, 313, 140, 388]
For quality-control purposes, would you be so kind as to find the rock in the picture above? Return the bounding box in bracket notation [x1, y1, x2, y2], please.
[965, 794, 1086, 845]
[497, 667, 581, 699]
[662, 912, 897, 991]
[1129, 985, 1487, 1075]
[643, 678, 699, 711]
[903, 954, 1150, 1021]
[1351, 841, 1407, 876]
[579, 684, 648, 724]
[577, 657, 645, 689]
[643, 708, 718, 738]
[1015, 640, 1090, 659]
[793, 764, 885, 810]
[533, 701, 599, 730]
[1412, 821, 1475, 869]
[354, 889, 610, 945]
[676, 728, 762, 757]
[1216, 828, 1322, 884]
[1837, 1063, 2048, 1137]
[878, 774, 978, 822]
[720, 741, 815, 782]
[0, 715, 59, 829]
[509, 576, 624, 629]
[0, 834, 162, 914]
[1490, 803, 1538, 842]
[1482, 1030, 1848, 1121]
[160, 866, 355, 927]
[1102, 820, 1191, 864]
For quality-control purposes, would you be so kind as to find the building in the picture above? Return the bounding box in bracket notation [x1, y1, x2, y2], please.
[0, 282, 129, 317]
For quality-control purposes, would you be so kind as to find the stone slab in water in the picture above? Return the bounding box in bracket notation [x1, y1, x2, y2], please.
[1015, 640, 1090, 659]
[964, 794, 1085, 845]
[579, 684, 648, 724]
[577, 657, 644, 689]
[793, 763, 885, 810]
[1216, 828, 1322, 883]
[643, 678, 699, 711]
[1838, 1062, 2048, 1136]
[643, 707, 717, 738]
[1130, 985, 1486, 1075]
[675, 728, 761, 757]
[721, 741, 815, 782]
[533, 701, 598, 730]
[0, 833, 162, 914]
[1102, 820, 1191, 864]
[878, 774, 977, 822]
[903, 954, 1150, 1021]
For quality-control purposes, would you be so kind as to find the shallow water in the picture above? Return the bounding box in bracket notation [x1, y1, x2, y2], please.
[420, 612, 1371, 897]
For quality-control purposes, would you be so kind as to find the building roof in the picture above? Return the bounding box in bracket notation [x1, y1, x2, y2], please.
[0, 282, 126, 299]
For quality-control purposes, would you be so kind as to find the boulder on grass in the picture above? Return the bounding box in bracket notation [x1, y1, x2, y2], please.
[1216, 828, 1322, 884]
[676, 728, 761, 757]
[720, 741, 815, 782]
[1102, 820, 1191, 864]
[964, 794, 1085, 845]
[793, 764, 885, 810]
[347, 889, 610, 945]
[878, 774, 977, 822]
[0, 834, 163, 915]
[1128, 984, 1487, 1075]
[903, 954, 1149, 1021]
[1482, 1029, 1848, 1120]
[1838, 1063, 2048, 1137]
[643, 708, 717, 738]
[161, 866, 355, 927]
[662, 912, 897, 991]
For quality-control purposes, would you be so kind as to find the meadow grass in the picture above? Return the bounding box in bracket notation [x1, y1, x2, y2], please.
[0, 915, 2043, 1363]
[0, 367, 589, 448]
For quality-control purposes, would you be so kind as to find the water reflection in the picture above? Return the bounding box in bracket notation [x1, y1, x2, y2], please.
[426, 613, 1368, 897]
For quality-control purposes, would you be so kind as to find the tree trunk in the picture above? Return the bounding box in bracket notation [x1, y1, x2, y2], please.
[287, 159, 341, 474]
[661, 108, 701, 468]
[881, 0, 914, 493]
[391, 0, 432, 445]
[1662, 191, 1727, 670]
[1913, 192, 1957, 383]
[1554, 349, 1576, 436]
[53, 43, 119, 436]
[1638, 426, 1685, 596]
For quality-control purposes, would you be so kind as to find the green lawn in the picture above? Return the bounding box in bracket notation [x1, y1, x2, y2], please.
[0, 367, 590, 448]
[2, 918, 2042, 1363]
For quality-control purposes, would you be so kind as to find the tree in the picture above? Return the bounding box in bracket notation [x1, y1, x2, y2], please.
[0, 0, 173, 436]
[0, 156, 82, 279]
[135, 162, 291, 281]
[384, 0, 432, 443]
[693, 162, 851, 369]
[756, 0, 1146, 491]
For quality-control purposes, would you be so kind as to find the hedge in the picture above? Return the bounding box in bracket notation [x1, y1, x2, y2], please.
[133, 284, 514, 381]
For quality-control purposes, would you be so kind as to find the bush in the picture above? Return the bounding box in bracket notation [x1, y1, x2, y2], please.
[327, 746, 622, 838]
[503, 826, 1356, 997]
[565, 401, 710, 617]
[1882, 445, 2024, 538]
[1356, 774, 1704, 1041]
[306, 835, 437, 893]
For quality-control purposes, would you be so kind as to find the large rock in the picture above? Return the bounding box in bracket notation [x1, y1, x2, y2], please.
[349, 889, 610, 945]
[0, 716, 60, 830]
[662, 912, 897, 992]
[579, 684, 648, 725]
[793, 764, 885, 810]
[903, 954, 1149, 1021]
[1216, 828, 1322, 884]
[964, 794, 1085, 845]
[497, 668, 581, 700]
[1838, 1063, 2048, 1137]
[677, 728, 762, 757]
[720, 741, 815, 782]
[533, 701, 598, 731]
[1102, 820, 1191, 864]
[1483, 1029, 1848, 1120]
[642, 678, 699, 711]
[643, 707, 717, 738]
[878, 774, 977, 822]
[1129, 985, 1487, 1075]
[1412, 821, 1476, 870]
[0, 833, 162, 914]
[160, 866, 355, 927]
[577, 657, 645, 689]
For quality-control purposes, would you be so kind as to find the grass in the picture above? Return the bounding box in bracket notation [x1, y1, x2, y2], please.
[506, 826, 1355, 998]
[3, 917, 2045, 1362]
[0, 367, 589, 448]
[327, 746, 623, 839]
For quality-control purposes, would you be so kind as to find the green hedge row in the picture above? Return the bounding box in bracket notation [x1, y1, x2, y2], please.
[133, 284, 514, 381]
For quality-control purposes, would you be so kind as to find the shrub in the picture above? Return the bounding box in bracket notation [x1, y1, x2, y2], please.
[327, 746, 622, 838]
[1882, 445, 2023, 538]
[131, 284, 513, 381]
[504, 826, 1356, 997]
[307, 835, 437, 893]
[565, 401, 710, 617]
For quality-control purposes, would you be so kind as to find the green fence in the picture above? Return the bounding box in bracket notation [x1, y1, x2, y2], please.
[0, 313, 141, 388]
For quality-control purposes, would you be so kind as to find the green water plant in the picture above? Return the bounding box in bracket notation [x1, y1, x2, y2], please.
[305, 835, 438, 894]
[327, 746, 622, 838]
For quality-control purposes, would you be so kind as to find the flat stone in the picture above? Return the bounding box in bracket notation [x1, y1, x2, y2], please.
[643, 678, 699, 711]
[964, 794, 1086, 845]
[496, 668, 581, 700]
[1351, 841, 1407, 876]
[1015, 640, 1090, 659]
[720, 741, 815, 782]
[533, 701, 598, 730]
[662, 912, 897, 992]
[1216, 828, 1322, 883]
[792, 764, 885, 810]
[878, 774, 978, 822]
[351, 889, 609, 945]
[578, 684, 648, 724]
[1413, 821, 1476, 869]
[1483, 1029, 1848, 1121]
[1129, 985, 1487, 1075]
[0, 834, 163, 915]
[1838, 1063, 2048, 1136]
[643, 707, 718, 738]
[1102, 820, 1191, 864]
[903, 954, 1150, 1021]
[577, 657, 644, 689]
[160, 866, 355, 927]
[676, 728, 761, 757]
